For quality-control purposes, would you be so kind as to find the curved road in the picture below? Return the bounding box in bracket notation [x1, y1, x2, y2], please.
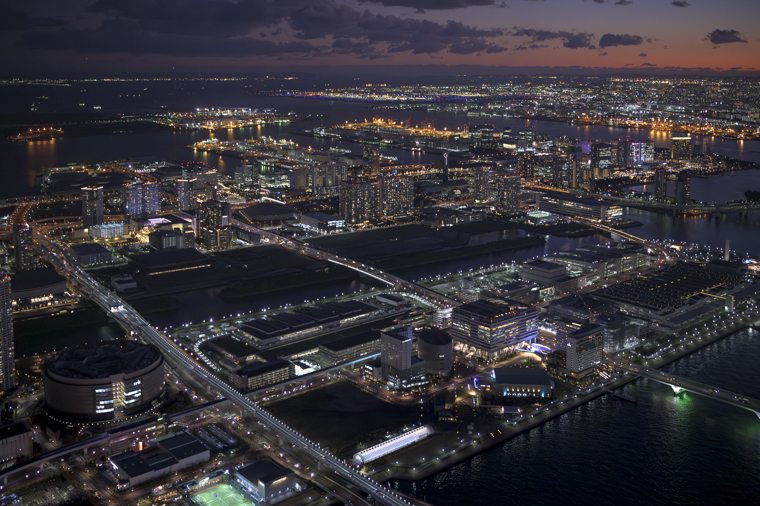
[36, 231, 418, 506]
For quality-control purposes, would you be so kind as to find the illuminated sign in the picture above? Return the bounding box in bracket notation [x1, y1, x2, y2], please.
[272, 477, 288, 485]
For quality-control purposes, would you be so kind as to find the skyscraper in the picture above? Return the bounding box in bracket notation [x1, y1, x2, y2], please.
[566, 324, 603, 376]
[176, 178, 196, 210]
[12, 224, 35, 271]
[473, 167, 489, 202]
[363, 148, 381, 176]
[125, 182, 161, 219]
[381, 329, 412, 381]
[493, 174, 521, 214]
[0, 273, 15, 393]
[339, 178, 382, 224]
[517, 149, 535, 177]
[196, 199, 231, 250]
[142, 182, 161, 216]
[381, 176, 414, 217]
[125, 183, 143, 219]
[310, 163, 348, 194]
[81, 186, 104, 228]
[654, 168, 668, 203]
[671, 137, 692, 160]
[675, 171, 691, 205]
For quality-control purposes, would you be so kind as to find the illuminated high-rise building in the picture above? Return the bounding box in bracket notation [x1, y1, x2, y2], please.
[310, 163, 348, 194]
[566, 324, 603, 376]
[363, 148, 381, 176]
[381, 176, 414, 217]
[0, 273, 15, 393]
[12, 224, 35, 271]
[81, 186, 104, 228]
[654, 168, 668, 203]
[517, 149, 535, 177]
[143, 182, 161, 216]
[671, 137, 692, 160]
[473, 167, 490, 202]
[675, 171, 691, 205]
[196, 199, 231, 250]
[124, 182, 161, 219]
[339, 178, 382, 224]
[176, 178, 196, 210]
[493, 175, 521, 214]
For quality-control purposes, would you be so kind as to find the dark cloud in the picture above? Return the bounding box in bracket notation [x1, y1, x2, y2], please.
[21, 18, 325, 57]
[593, 0, 605, 3]
[705, 29, 747, 44]
[448, 39, 508, 54]
[614, 0, 632, 4]
[512, 28, 594, 49]
[20, 0, 505, 59]
[598, 51, 608, 56]
[641, 62, 657, 66]
[671, 1, 691, 6]
[638, 52, 647, 56]
[599, 33, 643, 47]
[359, 0, 496, 9]
[0, 7, 68, 31]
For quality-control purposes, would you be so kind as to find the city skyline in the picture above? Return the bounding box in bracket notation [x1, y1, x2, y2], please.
[1, 0, 758, 74]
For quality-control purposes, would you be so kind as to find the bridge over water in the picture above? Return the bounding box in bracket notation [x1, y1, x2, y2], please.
[618, 364, 760, 419]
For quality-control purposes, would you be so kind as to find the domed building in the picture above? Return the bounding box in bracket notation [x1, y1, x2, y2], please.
[417, 328, 453, 376]
[44, 340, 165, 422]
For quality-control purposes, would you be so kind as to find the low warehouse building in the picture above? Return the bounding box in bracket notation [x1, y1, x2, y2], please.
[235, 460, 297, 502]
[110, 432, 210, 488]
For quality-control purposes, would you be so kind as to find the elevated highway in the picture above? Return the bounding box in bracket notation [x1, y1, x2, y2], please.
[33, 232, 421, 506]
[619, 364, 760, 419]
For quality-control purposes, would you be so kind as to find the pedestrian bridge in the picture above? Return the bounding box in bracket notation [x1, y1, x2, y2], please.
[619, 364, 760, 419]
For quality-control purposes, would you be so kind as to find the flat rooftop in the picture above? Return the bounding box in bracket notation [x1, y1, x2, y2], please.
[70, 243, 110, 255]
[320, 330, 380, 352]
[0, 422, 31, 440]
[493, 367, 553, 386]
[237, 460, 291, 485]
[47, 340, 162, 380]
[131, 248, 211, 271]
[524, 260, 566, 271]
[208, 336, 258, 358]
[9, 267, 66, 291]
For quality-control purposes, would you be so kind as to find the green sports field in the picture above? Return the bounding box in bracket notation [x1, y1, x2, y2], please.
[192, 484, 257, 506]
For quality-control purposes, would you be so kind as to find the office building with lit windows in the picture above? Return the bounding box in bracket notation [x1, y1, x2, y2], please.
[81, 186, 104, 228]
[44, 340, 165, 422]
[538, 196, 622, 221]
[450, 299, 538, 361]
[565, 324, 603, 376]
[381, 176, 414, 217]
[12, 224, 35, 271]
[0, 273, 15, 394]
[124, 182, 161, 219]
[671, 137, 692, 160]
[339, 177, 382, 224]
[176, 178, 196, 210]
[196, 199, 232, 250]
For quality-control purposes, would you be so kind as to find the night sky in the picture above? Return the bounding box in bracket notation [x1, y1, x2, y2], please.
[1, 0, 757, 74]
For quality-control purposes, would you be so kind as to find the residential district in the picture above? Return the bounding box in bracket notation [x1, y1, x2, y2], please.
[0, 97, 760, 506]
